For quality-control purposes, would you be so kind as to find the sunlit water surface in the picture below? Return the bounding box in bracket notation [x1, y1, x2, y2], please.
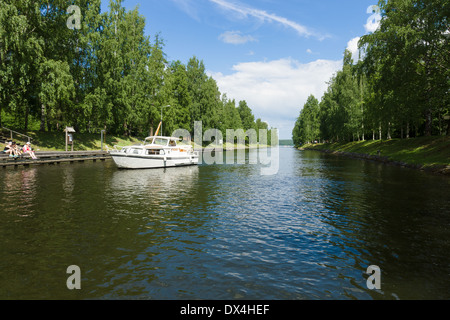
[0, 148, 449, 300]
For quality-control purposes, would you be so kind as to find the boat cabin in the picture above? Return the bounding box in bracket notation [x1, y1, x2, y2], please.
[144, 136, 181, 147]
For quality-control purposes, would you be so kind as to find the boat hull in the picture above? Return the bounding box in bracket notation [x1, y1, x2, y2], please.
[110, 153, 199, 169]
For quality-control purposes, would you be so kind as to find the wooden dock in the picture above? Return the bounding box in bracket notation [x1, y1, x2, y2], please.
[0, 150, 111, 168]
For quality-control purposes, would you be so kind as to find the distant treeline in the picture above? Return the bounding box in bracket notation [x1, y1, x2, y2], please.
[0, 0, 274, 143]
[293, 0, 449, 146]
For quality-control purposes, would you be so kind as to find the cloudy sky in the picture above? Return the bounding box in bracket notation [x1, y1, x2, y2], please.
[101, 0, 381, 139]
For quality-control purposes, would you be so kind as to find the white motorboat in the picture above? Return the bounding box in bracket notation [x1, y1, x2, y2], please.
[109, 135, 199, 169]
[108, 117, 199, 169]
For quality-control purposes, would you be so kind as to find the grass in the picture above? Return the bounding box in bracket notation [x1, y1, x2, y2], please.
[301, 136, 450, 169]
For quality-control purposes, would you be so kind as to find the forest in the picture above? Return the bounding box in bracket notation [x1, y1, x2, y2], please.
[0, 0, 273, 142]
[292, 0, 449, 146]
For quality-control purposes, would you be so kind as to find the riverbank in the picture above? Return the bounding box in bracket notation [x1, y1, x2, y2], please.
[300, 136, 450, 175]
[0, 131, 271, 152]
[0, 131, 141, 152]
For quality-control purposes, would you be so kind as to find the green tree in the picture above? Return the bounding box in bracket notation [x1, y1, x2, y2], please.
[186, 56, 208, 134]
[162, 60, 192, 136]
[360, 0, 449, 137]
[38, 59, 75, 131]
[237, 100, 255, 131]
[0, 0, 45, 130]
[292, 95, 320, 145]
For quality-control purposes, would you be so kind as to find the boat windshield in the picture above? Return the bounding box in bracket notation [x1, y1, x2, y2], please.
[149, 138, 170, 146]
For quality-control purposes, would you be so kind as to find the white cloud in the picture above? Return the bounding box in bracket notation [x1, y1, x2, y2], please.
[209, 58, 342, 138]
[219, 30, 257, 44]
[171, 0, 201, 21]
[209, 0, 328, 40]
[347, 37, 361, 62]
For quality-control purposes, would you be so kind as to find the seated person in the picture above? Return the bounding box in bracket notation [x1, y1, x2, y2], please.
[11, 142, 21, 158]
[23, 142, 37, 159]
[2, 142, 13, 156]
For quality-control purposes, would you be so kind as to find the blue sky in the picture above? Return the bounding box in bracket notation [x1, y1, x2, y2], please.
[100, 0, 381, 139]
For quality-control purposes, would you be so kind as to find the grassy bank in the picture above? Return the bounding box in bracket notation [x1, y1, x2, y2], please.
[1, 131, 142, 151]
[1, 130, 271, 152]
[300, 136, 450, 174]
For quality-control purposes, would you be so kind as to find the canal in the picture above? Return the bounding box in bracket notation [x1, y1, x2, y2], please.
[0, 147, 449, 299]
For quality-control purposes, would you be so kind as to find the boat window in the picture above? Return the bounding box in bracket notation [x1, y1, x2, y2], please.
[151, 138, 169, 146]
[146, 149, 162, 155]
[131, 148, 141, 155]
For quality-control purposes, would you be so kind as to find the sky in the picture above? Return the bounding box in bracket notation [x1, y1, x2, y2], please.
[100, 0, 381, 139]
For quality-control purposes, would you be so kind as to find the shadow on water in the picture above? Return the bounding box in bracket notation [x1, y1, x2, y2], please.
[295, 150, 450, 299]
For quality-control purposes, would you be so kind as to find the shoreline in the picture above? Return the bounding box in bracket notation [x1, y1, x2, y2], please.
[300, 146, 450, 176]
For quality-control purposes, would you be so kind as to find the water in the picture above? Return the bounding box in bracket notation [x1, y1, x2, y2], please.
[0, 148, 449, 300]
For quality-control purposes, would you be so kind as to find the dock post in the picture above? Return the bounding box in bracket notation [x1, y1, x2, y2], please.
[101, 130, 105, 151]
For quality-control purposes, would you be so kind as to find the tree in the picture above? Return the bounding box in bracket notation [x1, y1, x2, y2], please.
[38, 59, 75, 131]
[0, 0, 46, 130]
[359, 0, 449, 137]
[292, 95, 320, 145]
[237, 100, 255, 131]
[162, 60, 191, 135]
[186, 56, 208, 134]
[0, 0, 262, 139]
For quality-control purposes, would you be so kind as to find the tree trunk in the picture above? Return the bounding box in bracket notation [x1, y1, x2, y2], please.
[406, 122, 410, 139]
[425, 109, 432, 136]
[47, 116, 51, 132]
[24, 106, 29, 131]
[40, 104, 46, 132]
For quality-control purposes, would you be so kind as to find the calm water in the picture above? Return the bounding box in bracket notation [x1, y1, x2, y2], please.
[0, 147, 449, 300]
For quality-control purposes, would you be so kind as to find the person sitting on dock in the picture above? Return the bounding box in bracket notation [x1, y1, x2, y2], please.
[11, 142, 21, 158]
[23, 142, 37, 159]
[2, 142, 13, 156]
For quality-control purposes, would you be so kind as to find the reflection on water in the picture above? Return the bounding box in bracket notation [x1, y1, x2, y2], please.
[108, 166, 199, 208]
[1, 168, 38, 217]
[0, 149, 449, 300]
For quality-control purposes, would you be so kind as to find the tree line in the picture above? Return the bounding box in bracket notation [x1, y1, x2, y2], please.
[293, 0, 449, 146]
[0, 0, 273, 143]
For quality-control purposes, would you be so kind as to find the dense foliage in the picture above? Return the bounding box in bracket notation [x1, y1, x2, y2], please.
[0, 0, 272, 143]
[293, 0, 449, 146]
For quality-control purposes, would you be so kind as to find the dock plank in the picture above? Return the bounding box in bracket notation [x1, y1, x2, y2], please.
[0, 150, 111, 167]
